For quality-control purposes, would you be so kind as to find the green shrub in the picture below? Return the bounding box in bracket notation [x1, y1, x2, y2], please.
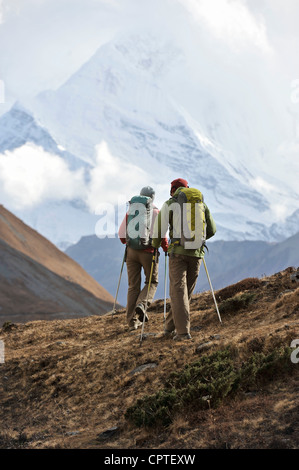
[239, 347, 293, 387]
[125, 346, 293, 428]
[219, 292, 257, 314]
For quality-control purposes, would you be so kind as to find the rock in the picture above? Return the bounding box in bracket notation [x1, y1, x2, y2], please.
[1, 321, 16, 332]
[196, 341, 213, 352]
[191, 326, 203, 332]
[278, 290, 292, 297]
[66, 431, 80, 436]
[97, 427, 119, 441]
[129, 363, 158, 376]
[290, 270, 299, 282]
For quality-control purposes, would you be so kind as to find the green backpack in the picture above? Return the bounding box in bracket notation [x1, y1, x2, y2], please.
[171, 187, 206, 249]
[126, 195, 153, 249]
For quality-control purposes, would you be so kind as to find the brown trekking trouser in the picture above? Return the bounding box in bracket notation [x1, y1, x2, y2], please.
[166, 254, 202, 335]
[125, 246, 159, 326]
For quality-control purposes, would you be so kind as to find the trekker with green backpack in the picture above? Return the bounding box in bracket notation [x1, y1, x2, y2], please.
[118, 186, 169, 331]
[152, 178, 216, 341]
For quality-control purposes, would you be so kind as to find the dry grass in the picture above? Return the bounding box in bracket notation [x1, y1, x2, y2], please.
[0, 267, 298, 449]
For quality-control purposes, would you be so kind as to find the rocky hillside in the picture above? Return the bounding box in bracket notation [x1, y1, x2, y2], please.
[0, 267, 298, 450]
[0, 205, 116, 325]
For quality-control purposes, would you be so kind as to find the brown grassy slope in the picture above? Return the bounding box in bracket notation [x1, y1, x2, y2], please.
[0, 267, 298, 449]
[0, 239, 114, 324]
[0, 204, 114, 304]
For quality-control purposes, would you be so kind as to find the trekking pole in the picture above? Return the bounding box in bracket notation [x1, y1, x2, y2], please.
[163, 252, 168, 332]
[140, 250, 156, 346]
[203, 258, 222, 324]
[110, 247, 126, 317]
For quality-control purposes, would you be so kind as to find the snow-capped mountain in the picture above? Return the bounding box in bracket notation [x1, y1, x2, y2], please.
[0, 33, 298, 245]
[0, 102, 88, 172]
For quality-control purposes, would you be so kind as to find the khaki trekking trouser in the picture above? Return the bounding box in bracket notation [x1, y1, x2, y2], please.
[126, 246, 159, 326]
[166, 254, 202, 335]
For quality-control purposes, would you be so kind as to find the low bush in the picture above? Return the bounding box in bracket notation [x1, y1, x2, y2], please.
[125, 346, 293, 428]
[218, 292, 257, 315]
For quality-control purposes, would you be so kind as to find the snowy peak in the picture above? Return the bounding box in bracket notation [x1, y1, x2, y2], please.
[0, 103, 55, 153]
[68, 33, 181, 85]
[1, 32, 298, 244]
[112, 33, 181, 77]
[0, 102, 86, 172]
[36, 33, 182, 121]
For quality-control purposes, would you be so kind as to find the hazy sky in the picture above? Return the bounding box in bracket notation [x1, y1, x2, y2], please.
[1, 0, 298, 102]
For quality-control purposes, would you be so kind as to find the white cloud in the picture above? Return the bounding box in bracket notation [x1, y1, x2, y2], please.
[85, 141, 180, 237]
[0, 78, 4, 103]
[86, 141, 148, 213]
[0, 143, 85, 209]
[177, 0, 273, 54]
[0, 140, 180, 220]
[0, 0, 117, 99]
[270, 203, 289, 222]
[249, 174, 298, 223]
[250, 176, 275, 194]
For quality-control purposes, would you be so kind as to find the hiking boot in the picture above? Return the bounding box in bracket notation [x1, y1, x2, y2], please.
[173, 333, 192, 341]
[155, 330, 174, 339]
[128, 319, 142, 331]
[135, 303, 148, 323]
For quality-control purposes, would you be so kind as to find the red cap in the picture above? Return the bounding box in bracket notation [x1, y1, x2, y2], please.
[171, 178, 189, 191]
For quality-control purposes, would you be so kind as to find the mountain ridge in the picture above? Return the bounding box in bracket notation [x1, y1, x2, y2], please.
[0, 238, 113, 325]
[0, 205, 117, 325]
[0, 204, 113, 304]
[65, 231, 299, 307]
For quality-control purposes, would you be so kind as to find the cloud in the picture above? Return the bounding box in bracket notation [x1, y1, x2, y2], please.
[270, 203, 289, 222]
[0, 0, 118, 98]
[85, 141, 155, 238]
[0, 140, 177, 222]
[0, 143, 85, 209]
[249, 174, 298, 222]
[0, 79, 4, 103]
[177, 0, 273, 54]
[250, 176, 275, 194]
[86, 141, 148, 214]
[85, 141, 180, 237]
